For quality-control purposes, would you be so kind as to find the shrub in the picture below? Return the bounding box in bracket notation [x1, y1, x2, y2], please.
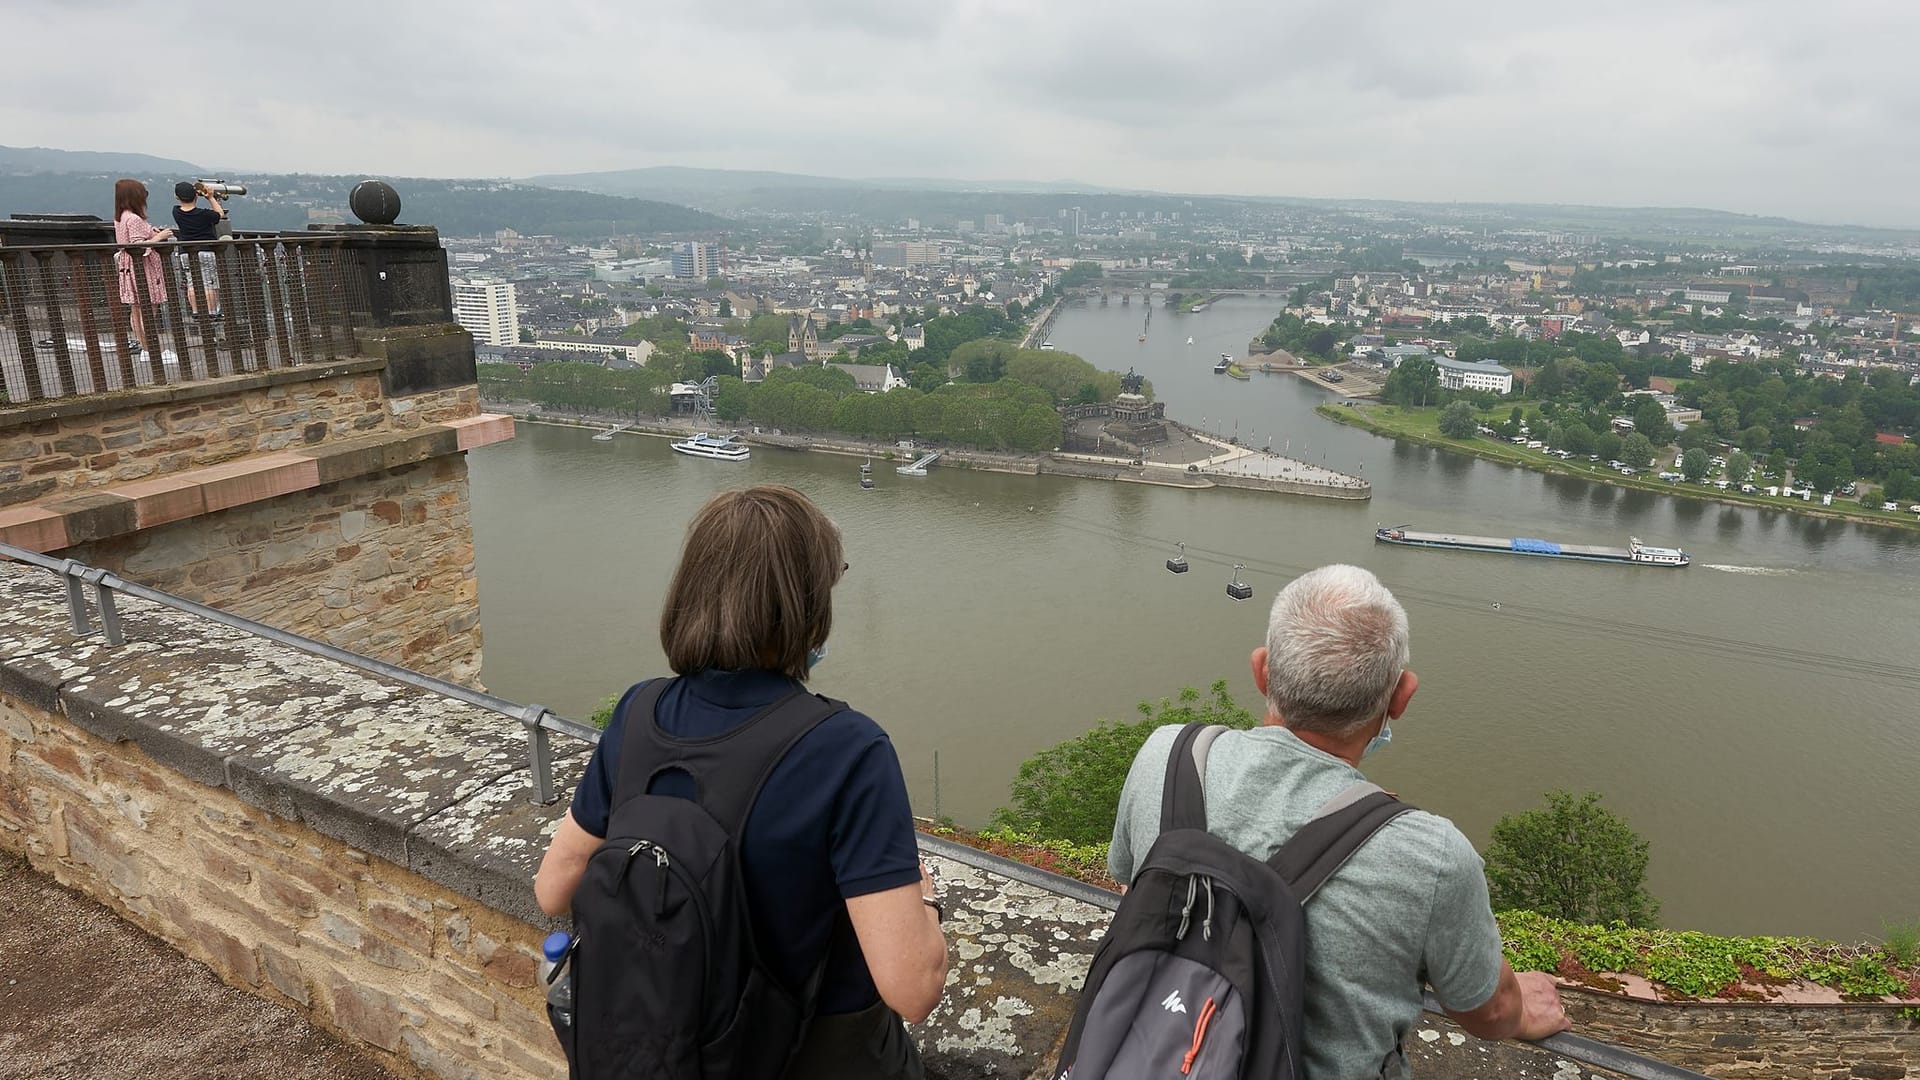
[1884, 918, 1920, 967]
[1438, 401, 1478, 439]
[1485, 790, 1660, 928]
[588, 694, 620, 730]
[992, 680, 1256, 845]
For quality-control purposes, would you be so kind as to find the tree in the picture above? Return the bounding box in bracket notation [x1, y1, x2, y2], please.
[644, 283, 664, 299]
[1726, 450, 1752, 484]
[992, 682, 1255, 844]
[1594, 431, 1623, 462]
[1633, 398, 1674, 445]
[517, 327, 535, 344]
[1681, 447, 1710, 482]
[1483, 790, 1659, 927]
[705, 275, 727, 291]
[1382, 357, 1441, 407]
[1438, 401, 1478, 439]
[1620, 433, 1654, 468]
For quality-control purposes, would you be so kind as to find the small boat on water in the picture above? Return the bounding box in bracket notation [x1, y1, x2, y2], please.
[1214, 356, 1231, 374]
[1186, 336, 1194, 345]
[670, 433, 750, 461]
[1373, 526, 1689, 567]
[1225, 363, 1250, 381]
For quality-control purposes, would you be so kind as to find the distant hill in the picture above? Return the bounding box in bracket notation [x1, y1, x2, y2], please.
[0, 172, 729, 239]
[0, 144, 205, 177]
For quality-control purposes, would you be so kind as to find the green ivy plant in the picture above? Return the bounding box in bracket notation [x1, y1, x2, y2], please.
[1498, 911, 1919, 1001]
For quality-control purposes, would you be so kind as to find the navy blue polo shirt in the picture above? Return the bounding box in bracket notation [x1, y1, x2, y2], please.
[568, 669, 922, 1015]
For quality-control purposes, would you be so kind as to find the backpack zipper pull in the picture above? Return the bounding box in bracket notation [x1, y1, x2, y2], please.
[653, 847, 671, 917]
[1180, 996, 1219, 1075]
[1176, 874, 1197, 940]
[1201, 876, 1215, 942]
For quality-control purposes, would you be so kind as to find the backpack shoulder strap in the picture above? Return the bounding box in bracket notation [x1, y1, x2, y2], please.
[1158, 722, 1226, 833]
[613, 677, 846, 834]
[1268, 782, 1418, 902]
[608, 677, 674, 807]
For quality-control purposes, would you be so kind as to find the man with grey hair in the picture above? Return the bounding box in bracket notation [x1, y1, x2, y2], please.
[1108, 564, 1568, 1077]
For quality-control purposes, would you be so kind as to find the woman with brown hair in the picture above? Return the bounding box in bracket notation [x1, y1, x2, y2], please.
[112, 178, 172, 355]
[536, 485, 947, 1078]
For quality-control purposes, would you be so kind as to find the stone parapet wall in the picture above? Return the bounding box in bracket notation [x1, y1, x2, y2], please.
[0, 362, 478, 510]
[1, 561, 1909, 1079]
[0, 563, 570, 1078]
[64, 453, 484, 683]
[1564, 991, 1919, 1078]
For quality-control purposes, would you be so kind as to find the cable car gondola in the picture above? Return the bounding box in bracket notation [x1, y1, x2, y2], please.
[1166, 541, 1189, 574]
[1226, 564, 1253, 602]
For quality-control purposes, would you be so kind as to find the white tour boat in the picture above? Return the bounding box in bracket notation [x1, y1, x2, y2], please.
[670, 433, 750, 461]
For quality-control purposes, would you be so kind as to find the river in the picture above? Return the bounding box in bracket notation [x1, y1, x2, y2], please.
[469, 297, 1920, 941]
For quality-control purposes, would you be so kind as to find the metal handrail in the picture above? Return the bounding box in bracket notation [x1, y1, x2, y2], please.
[0, 539, 598, 804]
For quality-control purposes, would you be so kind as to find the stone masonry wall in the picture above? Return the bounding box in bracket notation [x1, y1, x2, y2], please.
[1564, 991, 1919, 1079]
[0, 363, 478, 510]
[60, 452, 483, 684]
[0, 565, 567, 1079]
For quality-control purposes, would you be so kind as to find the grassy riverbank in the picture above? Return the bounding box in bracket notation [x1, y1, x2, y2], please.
[1319, 403, 1920, 534]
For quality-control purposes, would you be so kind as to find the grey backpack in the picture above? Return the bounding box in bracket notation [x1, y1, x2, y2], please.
[1055, 722, 1415, 1080]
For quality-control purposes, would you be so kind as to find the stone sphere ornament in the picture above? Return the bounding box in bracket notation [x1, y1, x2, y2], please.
[350, 180, 402, 225]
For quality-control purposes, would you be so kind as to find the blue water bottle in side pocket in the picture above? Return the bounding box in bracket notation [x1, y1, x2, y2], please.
[540, 930, 577, 1058]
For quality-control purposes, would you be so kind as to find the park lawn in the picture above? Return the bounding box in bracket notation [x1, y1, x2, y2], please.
[1318, 403, 1920, 532]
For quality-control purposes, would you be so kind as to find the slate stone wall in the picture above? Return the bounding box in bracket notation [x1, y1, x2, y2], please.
[0, 363, 477, 509]
[62, 452, 484, 684]
[1564, 991, 1919, 1078]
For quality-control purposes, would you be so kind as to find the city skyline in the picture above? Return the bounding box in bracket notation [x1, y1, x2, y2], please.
[5, 0, 1918, 229]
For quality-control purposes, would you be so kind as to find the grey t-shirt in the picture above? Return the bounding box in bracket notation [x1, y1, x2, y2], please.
[1109, 724, 1504, 1080]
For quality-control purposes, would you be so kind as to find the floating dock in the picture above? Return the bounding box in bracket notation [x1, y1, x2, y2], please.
[1373, 527, 1689, 567]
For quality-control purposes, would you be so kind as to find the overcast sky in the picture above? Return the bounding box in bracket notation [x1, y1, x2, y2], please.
[7, 1, 1917, 228]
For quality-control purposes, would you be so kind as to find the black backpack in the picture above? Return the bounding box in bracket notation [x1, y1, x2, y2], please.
[1055, 722, 1415, 1080]
[564, 678, 845, 1080]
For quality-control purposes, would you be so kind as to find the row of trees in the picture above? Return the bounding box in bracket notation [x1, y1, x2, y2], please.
[1259, 312, 1358, 360]
[715, 366, 1062, 451]
[481, 331, 1145, 455]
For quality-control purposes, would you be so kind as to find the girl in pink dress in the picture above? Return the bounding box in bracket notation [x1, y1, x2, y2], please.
[113, 178, 172, 354]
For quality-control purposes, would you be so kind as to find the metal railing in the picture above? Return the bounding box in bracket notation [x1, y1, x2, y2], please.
[0, 235, 361, 405]
[0, 539, 598, 804]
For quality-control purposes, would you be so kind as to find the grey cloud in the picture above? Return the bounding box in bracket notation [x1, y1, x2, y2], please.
[0, 0, 1915, 224]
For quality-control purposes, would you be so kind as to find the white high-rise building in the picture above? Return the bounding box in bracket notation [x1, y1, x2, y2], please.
[453, 278, 520, 346]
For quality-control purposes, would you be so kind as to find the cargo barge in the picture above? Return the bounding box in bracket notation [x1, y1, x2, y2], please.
[1373, 526, 1689, 567]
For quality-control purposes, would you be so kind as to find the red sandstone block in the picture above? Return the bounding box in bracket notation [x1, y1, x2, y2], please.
[366, 899, 435, 954]
[113, 474, 210, 532]
[255, 866, 322, 919]
[198, 453, 323, 514]
[0, 505, 68, 552]
[444, 413, 515, 451]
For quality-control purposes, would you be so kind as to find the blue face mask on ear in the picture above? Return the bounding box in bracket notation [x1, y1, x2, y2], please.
[1364, 720, 1392, 758]
[807, 642, 830, 671]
